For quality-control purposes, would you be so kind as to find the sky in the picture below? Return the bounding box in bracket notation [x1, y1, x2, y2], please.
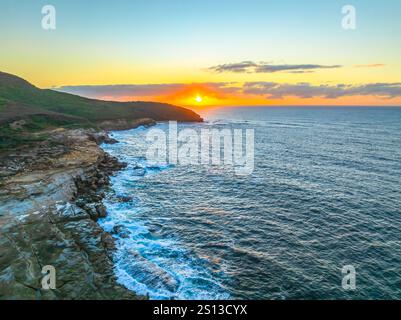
[1, 0, 401, 108]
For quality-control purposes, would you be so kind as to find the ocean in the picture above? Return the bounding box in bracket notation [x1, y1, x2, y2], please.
[99, 106, 401, 299]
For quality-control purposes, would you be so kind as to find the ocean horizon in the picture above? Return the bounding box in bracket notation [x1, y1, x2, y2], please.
[99, 106, 401, 300]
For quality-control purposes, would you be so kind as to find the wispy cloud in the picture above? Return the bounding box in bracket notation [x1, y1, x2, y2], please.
[243, 82, 401, 99]
[207, 61, 257, 73]
[55, 84, 184, 99]
[355, 64, 386, 68]
[55, 82, 401, 102]
[55, 82, 237, 101]
[207, 61, 342, 74]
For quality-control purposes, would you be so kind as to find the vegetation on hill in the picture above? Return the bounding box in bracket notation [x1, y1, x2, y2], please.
[0, 71, 202, 150]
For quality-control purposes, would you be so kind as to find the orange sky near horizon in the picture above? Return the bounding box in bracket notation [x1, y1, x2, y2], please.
[2, 1, 401, 108]
[93, 82, 401, 110]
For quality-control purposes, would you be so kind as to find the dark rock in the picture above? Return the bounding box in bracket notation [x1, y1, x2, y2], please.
[0, 128, 142, 300]
[96, 204, 107, 218]
[116, 195, 134, 203]
[88, 131, 119, 145]
[111, 225, 130, 239]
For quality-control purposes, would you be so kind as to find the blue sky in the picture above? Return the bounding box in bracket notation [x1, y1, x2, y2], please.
[1, 0, 401, 106]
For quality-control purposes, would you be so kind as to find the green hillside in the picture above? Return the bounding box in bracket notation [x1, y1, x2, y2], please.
[0, 71, 202, 150]
[0, 71, 202, 123]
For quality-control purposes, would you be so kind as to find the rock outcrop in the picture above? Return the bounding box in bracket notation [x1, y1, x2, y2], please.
[0, 128, 142, 300]
[97, 118, 156, 131]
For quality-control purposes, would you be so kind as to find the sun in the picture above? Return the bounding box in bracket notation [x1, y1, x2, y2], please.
[195, 95, 202, 103]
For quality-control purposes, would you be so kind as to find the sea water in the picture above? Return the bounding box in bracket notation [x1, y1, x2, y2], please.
[99, 107, 401, 299]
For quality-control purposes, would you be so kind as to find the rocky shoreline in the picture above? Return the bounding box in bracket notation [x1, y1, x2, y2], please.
[0, 127, 145, 299]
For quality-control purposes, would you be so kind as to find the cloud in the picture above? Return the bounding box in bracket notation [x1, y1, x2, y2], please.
[355, 64, 386, 68]
[207, 61, 258, 73]
[55, 83, 184, 99]
[254, 64, 341, 73]
[55, 82, 238, 101]
[208, 61, 342, 74]
[55, 82, 401, 102]
[243, 82, 401, 99]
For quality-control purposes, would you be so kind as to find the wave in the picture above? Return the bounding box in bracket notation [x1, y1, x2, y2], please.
[99, 126, 230, 300]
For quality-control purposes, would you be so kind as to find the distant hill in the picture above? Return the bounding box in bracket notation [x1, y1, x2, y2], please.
[0, 71, 202, 124]
[0, 71, 202, 149]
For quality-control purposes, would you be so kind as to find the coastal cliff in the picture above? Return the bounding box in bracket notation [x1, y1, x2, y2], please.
[0, 128, 144, 299]
[0, 71, 203, 299]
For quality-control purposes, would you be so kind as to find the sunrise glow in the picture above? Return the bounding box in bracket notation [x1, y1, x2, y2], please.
[1, 0, 400, 108]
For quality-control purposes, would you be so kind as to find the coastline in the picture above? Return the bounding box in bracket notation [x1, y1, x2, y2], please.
[0, 122, 154, 299]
